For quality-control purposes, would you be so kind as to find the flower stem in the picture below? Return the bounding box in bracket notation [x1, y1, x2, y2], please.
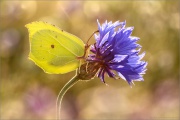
[56, 72, 80, 120]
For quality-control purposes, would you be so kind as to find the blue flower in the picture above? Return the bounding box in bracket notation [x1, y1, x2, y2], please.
[87, 20, 147, 85]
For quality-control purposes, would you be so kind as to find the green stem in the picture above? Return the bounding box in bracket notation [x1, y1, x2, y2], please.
[56, 73, 80, 120]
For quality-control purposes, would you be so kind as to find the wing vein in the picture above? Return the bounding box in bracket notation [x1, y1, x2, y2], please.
[46, 32, 79, 56]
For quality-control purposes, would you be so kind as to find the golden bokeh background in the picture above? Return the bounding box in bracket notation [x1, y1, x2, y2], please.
[0, 1, 179, 119]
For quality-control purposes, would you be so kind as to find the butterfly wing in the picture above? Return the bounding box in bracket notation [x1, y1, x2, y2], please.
[26, 22, 84, 74]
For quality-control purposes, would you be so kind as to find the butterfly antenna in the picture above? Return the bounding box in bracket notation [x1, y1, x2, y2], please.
[84, 30, 99, 57]
[78, 30, 99, 59]
[86, 30, 99, 47]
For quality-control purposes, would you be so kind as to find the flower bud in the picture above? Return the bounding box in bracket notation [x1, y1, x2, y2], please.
[78, 62, 100, 80]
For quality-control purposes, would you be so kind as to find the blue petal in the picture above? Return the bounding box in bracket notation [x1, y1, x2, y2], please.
[98, 68, 105, 83]
[90, 20, 147, 84]
[97, 19, 102, 34]
[111, 54, 128, 63]
[99, 31, 110, 47]
[105, 68, 115, 78]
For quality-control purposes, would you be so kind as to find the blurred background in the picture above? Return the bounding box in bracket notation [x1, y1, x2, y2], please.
[0, 0, 179, 120]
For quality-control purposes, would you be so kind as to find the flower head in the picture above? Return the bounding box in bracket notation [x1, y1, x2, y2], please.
[87, 20, 147, 85]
